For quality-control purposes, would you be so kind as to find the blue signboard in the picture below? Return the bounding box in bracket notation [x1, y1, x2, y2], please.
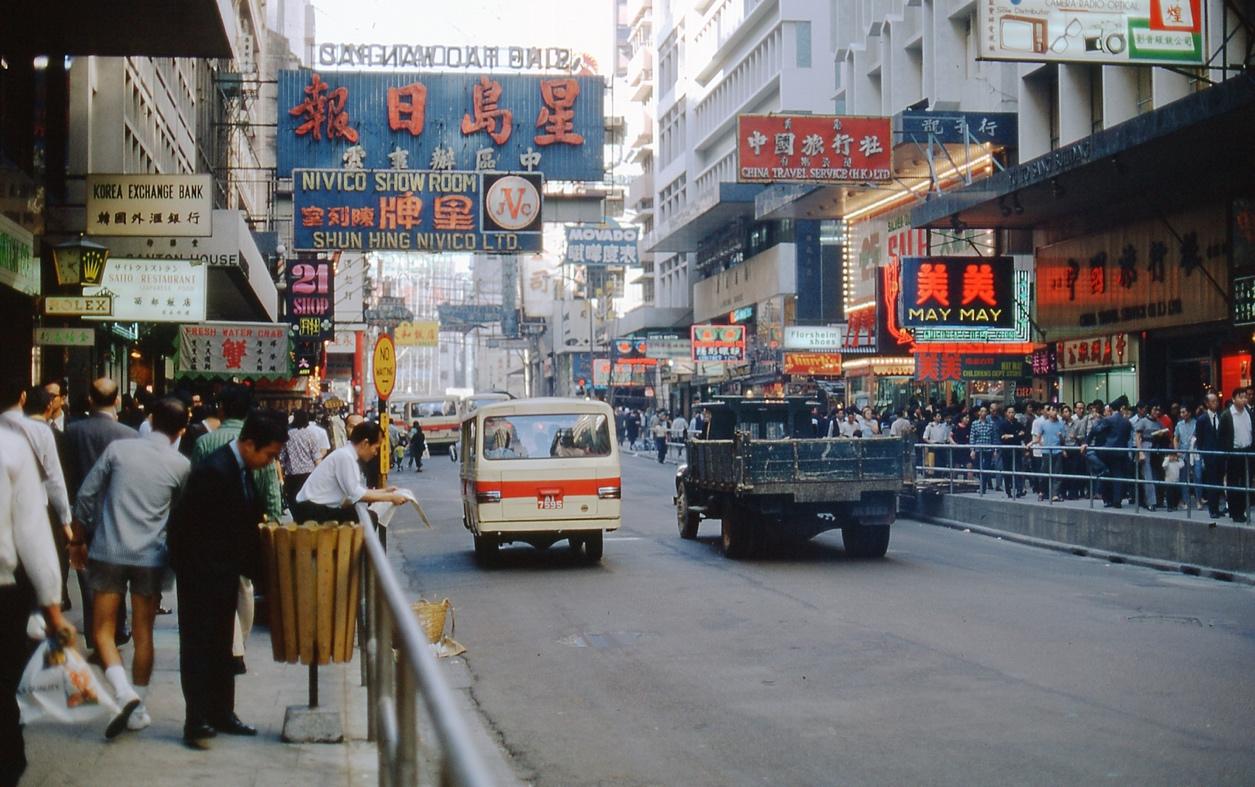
[278, 69, 604, 181]
[293, 169, 542, 253]
[438, 303, 505, 330]
[899, 111, 1017, 147]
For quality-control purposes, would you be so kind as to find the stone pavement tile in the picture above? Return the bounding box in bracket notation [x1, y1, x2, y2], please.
[21, 585, 376, 786]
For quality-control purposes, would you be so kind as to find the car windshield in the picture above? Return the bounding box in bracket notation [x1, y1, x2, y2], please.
[481, 413, 612, 460]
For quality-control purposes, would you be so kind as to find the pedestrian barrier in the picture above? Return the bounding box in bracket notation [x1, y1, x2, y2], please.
[912, 442, 1255, 520]
[354, 503, 495, 787]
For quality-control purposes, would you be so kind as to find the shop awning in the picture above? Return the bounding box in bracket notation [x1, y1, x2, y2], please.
[910, 75, 1255, 232]
[2, 0, 237, 59]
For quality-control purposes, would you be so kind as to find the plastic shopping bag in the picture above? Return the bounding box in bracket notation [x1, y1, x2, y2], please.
[16, 638, 120, 724]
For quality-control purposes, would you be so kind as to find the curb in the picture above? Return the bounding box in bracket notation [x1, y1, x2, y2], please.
[917, 514, 1255, 587]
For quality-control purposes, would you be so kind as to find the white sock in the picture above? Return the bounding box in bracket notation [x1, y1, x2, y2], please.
[105, 665, 133, 699]
[134, 685, 147, 702]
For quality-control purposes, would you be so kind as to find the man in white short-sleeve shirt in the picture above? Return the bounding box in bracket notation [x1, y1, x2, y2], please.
[293, 421, 407, 523]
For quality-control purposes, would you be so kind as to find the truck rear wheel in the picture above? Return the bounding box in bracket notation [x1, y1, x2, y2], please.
[721, 506, 756, 559]
[676, 486, 700, 539]
[842, 525, 890, 558]
[570, 532, 604, 563]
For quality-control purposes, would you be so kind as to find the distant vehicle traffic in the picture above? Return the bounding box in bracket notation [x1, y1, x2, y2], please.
[460, 397, 621, 564]
[390, 395, 460, 451]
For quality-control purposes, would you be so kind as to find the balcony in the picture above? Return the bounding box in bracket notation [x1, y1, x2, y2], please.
[630, 104, 654, 148]
[627, 170, 655, 213]
[628, 46, 654, 101]
[627, 0, 652, 29]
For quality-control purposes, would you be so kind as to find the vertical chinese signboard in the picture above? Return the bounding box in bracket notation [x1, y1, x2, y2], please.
[737, 115, 892, 184]
[285, 256, 334, 376]
[177, 323, 292, 378]
[278, 70, 604, 181]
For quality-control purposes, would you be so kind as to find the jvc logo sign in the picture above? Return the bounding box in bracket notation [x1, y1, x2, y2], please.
[482, 172, 543, 233]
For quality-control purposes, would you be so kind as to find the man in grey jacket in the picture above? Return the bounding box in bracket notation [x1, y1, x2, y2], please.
[73, 397, 190, 738]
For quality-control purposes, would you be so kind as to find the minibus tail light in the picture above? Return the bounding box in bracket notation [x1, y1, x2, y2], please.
[476, 489, 501, 503]
[597, 485, 621, 499]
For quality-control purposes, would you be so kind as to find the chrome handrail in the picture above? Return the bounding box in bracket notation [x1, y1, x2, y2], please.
[355, 502, 496, 787]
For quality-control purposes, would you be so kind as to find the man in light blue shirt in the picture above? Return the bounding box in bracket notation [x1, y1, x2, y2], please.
[1031, 404, 1066, 501]
[73, 398, 190, 738]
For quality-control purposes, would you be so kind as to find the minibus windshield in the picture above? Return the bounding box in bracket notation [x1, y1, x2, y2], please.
[481, 413, 612, 460]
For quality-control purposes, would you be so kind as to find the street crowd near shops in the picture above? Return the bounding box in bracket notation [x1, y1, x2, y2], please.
[0, 376, 412, 780]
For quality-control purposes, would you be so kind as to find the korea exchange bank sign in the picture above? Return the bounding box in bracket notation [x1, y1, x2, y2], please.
[293, 169, 542, 253]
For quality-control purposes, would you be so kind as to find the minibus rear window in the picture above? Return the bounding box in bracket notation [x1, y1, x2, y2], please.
[482, 414, 612, 460]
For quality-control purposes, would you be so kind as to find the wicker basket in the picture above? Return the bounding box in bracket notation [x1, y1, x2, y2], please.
[411, 598, 453, 644]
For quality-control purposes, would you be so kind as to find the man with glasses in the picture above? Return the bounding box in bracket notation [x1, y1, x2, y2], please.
[42, 378, 68, 432]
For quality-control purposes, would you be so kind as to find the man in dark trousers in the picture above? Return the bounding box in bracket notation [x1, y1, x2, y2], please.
[168, 410, 288, 749]
[1194, 392, 1224, 519]
[1083, 398, 1134, 508]
[1218, 387, 1252, 523]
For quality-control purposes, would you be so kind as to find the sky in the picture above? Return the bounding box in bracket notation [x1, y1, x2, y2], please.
[311, 0, 616, 73]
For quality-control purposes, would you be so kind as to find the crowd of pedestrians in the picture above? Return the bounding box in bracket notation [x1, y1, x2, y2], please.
[0, 376, 414, 781]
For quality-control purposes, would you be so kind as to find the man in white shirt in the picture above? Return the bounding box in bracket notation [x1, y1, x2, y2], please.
[1, 427, 75, 782]
[294, 421, 408, 524]
[0, 384, 74, 605]
[1220, 387, 1253, 523]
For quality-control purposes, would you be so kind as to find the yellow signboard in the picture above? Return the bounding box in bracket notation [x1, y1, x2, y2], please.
[372, 334, 396, 400]
[395, 320, 439, 347]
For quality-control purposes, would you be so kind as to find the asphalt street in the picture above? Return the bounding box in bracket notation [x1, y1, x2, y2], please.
[386, 451, 1255, 786]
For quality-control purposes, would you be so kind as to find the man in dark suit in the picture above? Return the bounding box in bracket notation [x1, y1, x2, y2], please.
[168, 410, 288, 749]
[1084, 398, 1134, 508]
[62, 378, 137, 641]
[1194, 392, 1224, 519]
[1217, 387, 1252, 523]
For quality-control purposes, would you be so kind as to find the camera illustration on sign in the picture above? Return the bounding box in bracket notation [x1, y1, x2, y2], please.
[978, 1, 1205, 67]
[900, 256, 1016, 330]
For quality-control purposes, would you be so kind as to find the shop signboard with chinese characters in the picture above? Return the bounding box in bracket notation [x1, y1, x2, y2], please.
[898, 111, 1018, 147]
[1056, 333, 1139, 372]
[564, 224, 640, 266]
[641, 334, 692, 360]
[177, 323, 292, 379]
[977, 0, 1206, 66]
[33, 327, 95, 347]
[292, 169, 542, 253]
[1233, 275, 1255, 326]
[900, 256, 1016, 330]
[783, 352, 842, 377]
[85, 174, 212, 237]
[83, 259, 206, 322]
[1031, 345, 1058, 376]
[0, 213, 38, 296]
[737, 115, 892, 185]
[438, 303, 504, 331]
[278, 70, 604, 181]
[284, 257, 335, 341]
[610, 337, 660, 366]
[690, 324, 746, 363]
[1036, 203, 1227, 340]
[916, 351, 1030, 382]
[394, 320, 439, 347]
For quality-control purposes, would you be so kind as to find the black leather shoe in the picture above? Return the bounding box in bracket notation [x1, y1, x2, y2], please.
[232, 656, 247, 675]
[211, 714, 257, 736]
[183, 722, 217, 749]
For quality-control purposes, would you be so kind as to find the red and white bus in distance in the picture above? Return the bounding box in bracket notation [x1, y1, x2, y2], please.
[391, 395, 460, 451]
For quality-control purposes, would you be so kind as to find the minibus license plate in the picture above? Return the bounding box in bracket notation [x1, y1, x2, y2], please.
[537, 489, 564, 510]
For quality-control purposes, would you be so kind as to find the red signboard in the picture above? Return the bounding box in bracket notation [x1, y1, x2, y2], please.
[783, 352, 842, 377]
[691, 324, 746, 363]
[737, 115, 892, 184]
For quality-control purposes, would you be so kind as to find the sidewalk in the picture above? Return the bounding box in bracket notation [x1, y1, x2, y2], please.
[21, 584, 375, 786]
[910, 487, 1255, 579]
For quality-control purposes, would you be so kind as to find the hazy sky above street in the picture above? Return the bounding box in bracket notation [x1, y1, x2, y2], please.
[312, 0, 615, 69]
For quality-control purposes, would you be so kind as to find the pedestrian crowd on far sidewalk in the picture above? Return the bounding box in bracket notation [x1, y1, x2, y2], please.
[1, 376, 411, 787]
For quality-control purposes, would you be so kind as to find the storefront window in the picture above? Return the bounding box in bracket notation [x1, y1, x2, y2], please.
[1066, 367, 1137, 406]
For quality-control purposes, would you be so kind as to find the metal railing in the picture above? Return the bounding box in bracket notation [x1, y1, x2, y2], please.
[912, 442, 1255, 519]
[355, 503, 495, 787]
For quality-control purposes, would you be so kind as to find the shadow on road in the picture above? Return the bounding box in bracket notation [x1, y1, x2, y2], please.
[472, 543, 612, 572]
[687, 533, 914, 567]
